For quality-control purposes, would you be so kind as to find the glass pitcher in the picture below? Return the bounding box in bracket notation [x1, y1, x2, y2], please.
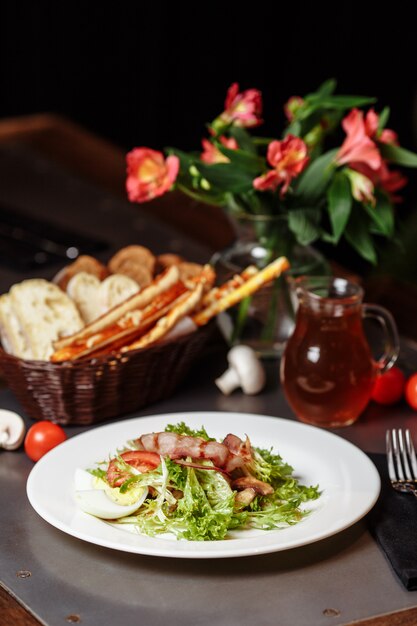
[280, 276, 399, 428]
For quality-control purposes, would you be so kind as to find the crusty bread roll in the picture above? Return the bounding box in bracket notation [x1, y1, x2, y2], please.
[108, 245, 155, 288]
[108, 245, 155, 275]
[155, 253, 183, 274]
[0, 279, 84, 360]
[111, 259, 152, 288]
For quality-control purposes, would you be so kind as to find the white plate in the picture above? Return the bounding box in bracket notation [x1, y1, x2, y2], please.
[26, 412, 380, 559]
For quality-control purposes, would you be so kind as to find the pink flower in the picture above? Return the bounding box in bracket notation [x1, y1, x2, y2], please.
[219, 83, 263, 128]
[284, 96, 304, 121]
[253, 135, 309, 197]
[364, 108, 399, 145]
[364, 108, 379, 137]
[200, 136, 239, 164]
[337, 108, 406, 202]
[379, 128, 399, 145]
[126, 148, 179, 203]
[336, 108, 399, 173]
[378, 161, 407, 199]
[345, 169, 376, 206]
[352, 161, 407, 203]
[336, 109, 382, 170]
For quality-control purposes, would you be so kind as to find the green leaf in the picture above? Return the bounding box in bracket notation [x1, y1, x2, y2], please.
[288, 208, 321, 245]
[284, 120, 302, 137]
[313, 78, 337, 98]
[378, 106, 390, 131]
[228, 127, 257, 154]
[313, 95, 376, 109]
[295, 149, 338, 201]
[363, 193, 395, 237]
[165, 422, 215, 441]
[217, 146, 265, 173]
[345, 210, 377, 264]
[166, 147, 196, 167]
[196, 162, 254, 193]
[227, 190, 275, 216]
[327, 172, 352, 243]
[304, 79, 337, 105]
[380, 142, 417, 167]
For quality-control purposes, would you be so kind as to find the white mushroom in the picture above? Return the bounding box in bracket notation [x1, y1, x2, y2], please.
[215, 345, 266, 395]
[0, 409, 26, 450]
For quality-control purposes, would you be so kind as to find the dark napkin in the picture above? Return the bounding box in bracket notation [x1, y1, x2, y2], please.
[366, 452, 417, 590]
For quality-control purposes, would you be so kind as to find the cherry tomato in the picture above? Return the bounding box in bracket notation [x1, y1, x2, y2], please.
[405, 373, 417, 411]
[24, 421, 67, 462]
[371, 366, 405, 405]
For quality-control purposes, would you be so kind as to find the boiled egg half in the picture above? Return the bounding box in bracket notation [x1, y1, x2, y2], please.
[74, 468, 148, 519]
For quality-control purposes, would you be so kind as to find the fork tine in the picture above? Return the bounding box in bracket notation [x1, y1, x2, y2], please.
[392, 429, 405, 480]
[386, 430, 397, 482]
[406, 429, 417, 479]
[398, 429, 413, 480]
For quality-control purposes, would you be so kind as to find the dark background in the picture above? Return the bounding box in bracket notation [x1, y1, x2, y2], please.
[1, 4, 416, 278]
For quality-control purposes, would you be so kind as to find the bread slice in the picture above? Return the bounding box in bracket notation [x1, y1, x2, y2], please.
[0, 294, 32, 359]
[53, 255, 109, 291]
[5, 279, 84, 360]
[98, 274, 140, 314]
[67, 272, 101, 324]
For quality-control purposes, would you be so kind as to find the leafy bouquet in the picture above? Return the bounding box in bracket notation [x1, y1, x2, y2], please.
[126, 79, 417, 265]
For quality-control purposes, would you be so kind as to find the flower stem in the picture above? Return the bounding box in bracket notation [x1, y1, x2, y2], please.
[231, 296, 252, 345]
[260, 276, 283, 343]
[176, 183, 224, 206]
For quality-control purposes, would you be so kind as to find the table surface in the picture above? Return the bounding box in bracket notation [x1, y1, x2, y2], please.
[1, 116, 417, 626]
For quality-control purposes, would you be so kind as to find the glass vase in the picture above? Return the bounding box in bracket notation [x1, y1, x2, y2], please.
[211, 213, 329, 358]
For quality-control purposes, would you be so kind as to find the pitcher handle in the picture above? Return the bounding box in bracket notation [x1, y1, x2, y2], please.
[362, 304, 400, 373]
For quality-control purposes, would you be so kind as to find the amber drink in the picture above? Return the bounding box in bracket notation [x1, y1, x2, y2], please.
[281, 277, 399, 428]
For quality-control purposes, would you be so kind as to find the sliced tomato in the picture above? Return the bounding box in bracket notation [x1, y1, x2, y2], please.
[107, 450, 161, 487]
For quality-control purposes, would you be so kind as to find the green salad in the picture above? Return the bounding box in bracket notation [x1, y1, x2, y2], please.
[80, 421, 320, 541]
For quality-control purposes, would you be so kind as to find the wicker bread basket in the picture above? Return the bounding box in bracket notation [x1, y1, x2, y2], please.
[0, 324, 214, 425]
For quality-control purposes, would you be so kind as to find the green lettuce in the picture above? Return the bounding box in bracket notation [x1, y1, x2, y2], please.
[165, 421, 215, 441]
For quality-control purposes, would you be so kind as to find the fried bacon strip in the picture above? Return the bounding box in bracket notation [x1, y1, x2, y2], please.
[114, 430, 274, 497]
[136, 431, 230, 467]
[231, 476, 274, 496]
[53, 265, 180, 351]
[193, 256, 290, 326]
[135, 431, 252, 474]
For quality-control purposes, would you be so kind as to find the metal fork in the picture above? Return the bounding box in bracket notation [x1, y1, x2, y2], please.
[386, 429, 417, 497]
